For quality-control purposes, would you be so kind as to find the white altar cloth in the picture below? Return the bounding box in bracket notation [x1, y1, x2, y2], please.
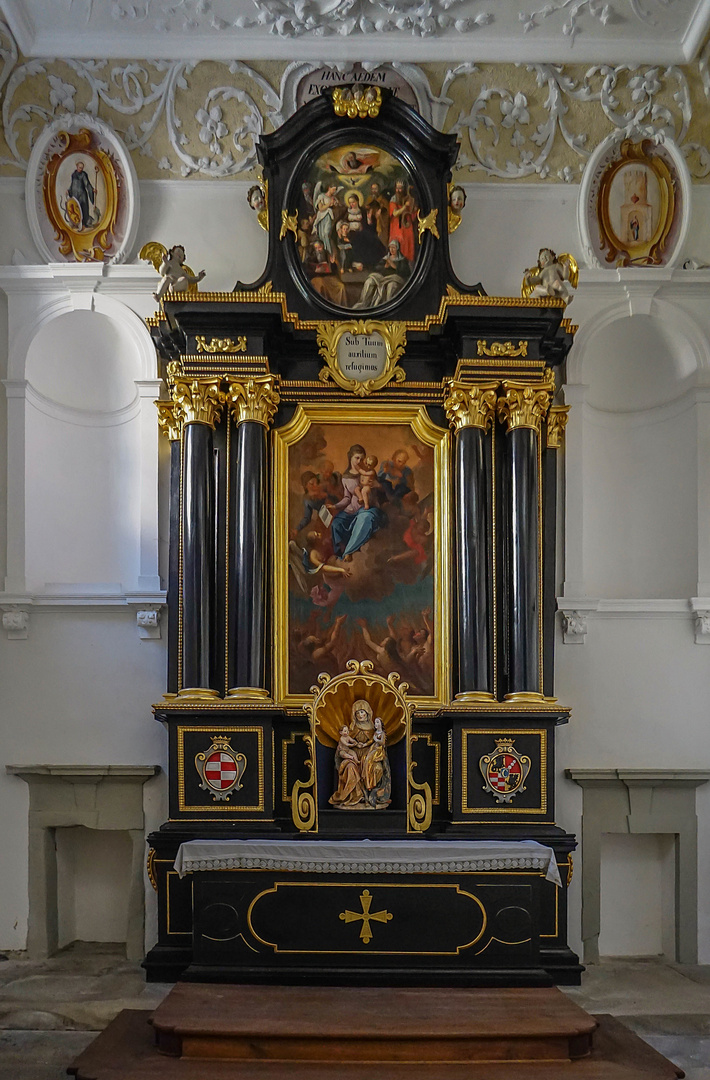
[174, 839, 562, 885]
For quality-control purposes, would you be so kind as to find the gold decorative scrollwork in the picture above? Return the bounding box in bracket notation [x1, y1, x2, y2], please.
[170, 375, 225, 429]
[279, 210, 298, 242]
[417, 208, 439, 243]
[332, 86, 382, 119]
[477, 340, 528, 358]
[443, 379, 499, 433]
[497, 372, 555, 435]
[146, 848, 158, 892]
[291, 732, 317, 832]
[408, 762, 433, 833]
[316, 320, 407, 397]
[567, 855, 574, 887]
[226, 375, 280, 427]
[155, 400, 181, 441]
[547, 405, 571, 449]
[195, 335, 247, 354]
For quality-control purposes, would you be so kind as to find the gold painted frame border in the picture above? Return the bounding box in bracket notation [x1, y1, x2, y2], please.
[273, 403, 451, 708]
[177, 725, 265, 813]
[459, 728, 548, 816]
[596, 139, 677, 267]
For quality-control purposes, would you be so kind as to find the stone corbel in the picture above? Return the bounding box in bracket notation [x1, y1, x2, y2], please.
[136, 606, 162, 640]
[2, 605, 30, 639]
[559, 608, 588, 644]
[690, 599, 710, 644]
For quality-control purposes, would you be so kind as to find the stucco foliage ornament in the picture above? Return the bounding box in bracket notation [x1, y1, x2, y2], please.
[0, 21, 709, 183]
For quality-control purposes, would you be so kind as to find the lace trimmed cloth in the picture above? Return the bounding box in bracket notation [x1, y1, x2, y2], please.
[174, 838, 562, 885]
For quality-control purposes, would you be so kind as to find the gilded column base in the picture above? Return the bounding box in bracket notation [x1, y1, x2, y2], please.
[173, 687, 223, 702]
[503, 691, 557, 704]
[454, 691, 496, 703]
[226, 686, 273, 702]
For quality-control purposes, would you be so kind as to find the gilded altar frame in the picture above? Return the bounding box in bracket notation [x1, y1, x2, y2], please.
[273, 402, 451, 708]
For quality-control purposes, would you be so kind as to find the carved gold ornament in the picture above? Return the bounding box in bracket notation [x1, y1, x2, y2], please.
[170, 375, 225, 428]
[332, 85, 382, 119]
[146, 848, 158, 892]
[547, 405, 571, 448]
[417, 208, 439, 243]
[316, 320, 407, 396]
[195, 335, 247, 354]
[497, 373, 555, 435]
[155, 400, 181, 441]
[339, 890, 392, 944]
[226, 375, 280, 427]
[42, 127, 120, 262]
[477, 340, 528, 358]
[443, 380, 499, 433]
[279, 210, 298, 242]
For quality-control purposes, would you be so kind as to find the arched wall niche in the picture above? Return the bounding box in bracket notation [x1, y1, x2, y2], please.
[564, 307, 701, 601]
[20, 305, 158, 595]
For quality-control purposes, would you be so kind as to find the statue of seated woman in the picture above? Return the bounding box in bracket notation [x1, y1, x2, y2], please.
[329, 699, 391, 810]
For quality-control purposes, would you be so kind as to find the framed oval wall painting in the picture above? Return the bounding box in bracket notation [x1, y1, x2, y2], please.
[26, 113, 139, 264]
[293, 140, 422, 312]
[578, 132, 690, 269]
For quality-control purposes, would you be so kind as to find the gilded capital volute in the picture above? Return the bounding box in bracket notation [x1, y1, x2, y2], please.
[497, 373, 555, 435]
[171, 376, 225, 429]
[227, 375, 280, 427]
[547, 405, 570, 449]
[155, 399, 181, 441]
[443, 379, 499, 432]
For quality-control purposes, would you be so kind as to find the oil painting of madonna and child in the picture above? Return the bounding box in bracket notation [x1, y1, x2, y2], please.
[295, 142, 420, 311]
[277, 412, 449, 704]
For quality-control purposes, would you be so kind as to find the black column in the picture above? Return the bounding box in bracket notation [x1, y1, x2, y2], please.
[455, 426, 493, 697]
[181, 421, 216, 690]
[507, 426, 540, 696]
[229, 420, 268, 693]
[167, 435, 181, 694]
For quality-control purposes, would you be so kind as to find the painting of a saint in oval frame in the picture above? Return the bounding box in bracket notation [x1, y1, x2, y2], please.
[273, 404, 450, 708]
[26, 113, 139, 264]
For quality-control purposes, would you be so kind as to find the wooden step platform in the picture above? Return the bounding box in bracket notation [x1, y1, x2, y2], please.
[151, 984, 596, 1063]
[67, 985, 684, 1080]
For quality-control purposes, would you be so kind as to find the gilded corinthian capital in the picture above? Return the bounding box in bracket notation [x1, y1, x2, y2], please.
[497, 374, 555, 435]
[155, 400, 181, 441]
[227, 375, 280, 427]
[171, 376, 225, 428]
[443, 380, 499, 432]
[546, 405, 570, 449]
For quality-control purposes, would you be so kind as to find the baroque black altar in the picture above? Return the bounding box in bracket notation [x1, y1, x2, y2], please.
[144, 87, 581, 987]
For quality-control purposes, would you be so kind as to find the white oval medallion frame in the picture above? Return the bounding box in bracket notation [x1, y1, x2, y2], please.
[577, 129, 691, 270]
[25, 112, 139, 265]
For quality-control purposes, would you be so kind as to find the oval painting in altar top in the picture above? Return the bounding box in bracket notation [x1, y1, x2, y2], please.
[295, 142, 421, 311]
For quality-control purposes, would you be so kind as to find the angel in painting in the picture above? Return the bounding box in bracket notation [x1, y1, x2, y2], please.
[313, 182, 343, 258]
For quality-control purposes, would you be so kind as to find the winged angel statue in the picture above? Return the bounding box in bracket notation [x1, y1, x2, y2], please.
[522, 248, 578, 304]
[139, 242, 205, 302]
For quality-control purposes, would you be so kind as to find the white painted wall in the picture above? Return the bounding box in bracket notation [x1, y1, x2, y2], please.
[1, 176, 710, 965]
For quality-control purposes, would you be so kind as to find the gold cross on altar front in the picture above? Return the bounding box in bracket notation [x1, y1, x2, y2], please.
[339, 889, 393, 944]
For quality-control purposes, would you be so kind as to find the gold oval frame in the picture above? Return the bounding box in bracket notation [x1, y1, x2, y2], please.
[596, 139, 676, 267]
[42, 127, 120, 262]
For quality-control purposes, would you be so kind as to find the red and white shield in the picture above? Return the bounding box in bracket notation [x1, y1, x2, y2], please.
[195, 738, 247, 803]
[479, 739, 531, 805]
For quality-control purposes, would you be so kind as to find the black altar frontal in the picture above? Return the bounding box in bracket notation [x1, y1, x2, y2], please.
[144, 87, 581, 988]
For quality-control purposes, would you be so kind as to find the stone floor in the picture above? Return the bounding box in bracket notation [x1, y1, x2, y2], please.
[0, 945, 708, 1078]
